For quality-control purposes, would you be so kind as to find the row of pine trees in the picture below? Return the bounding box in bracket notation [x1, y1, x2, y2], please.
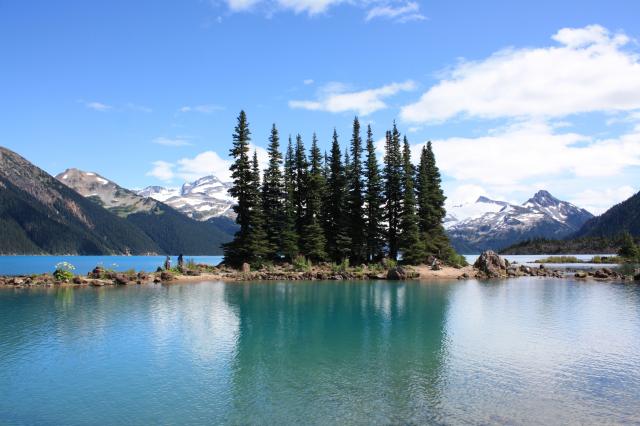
[223, 110, 459, 267]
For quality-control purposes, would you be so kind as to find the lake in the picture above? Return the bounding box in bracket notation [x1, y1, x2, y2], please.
[1, 278, 639, 424]
[0, 254, 618, 276]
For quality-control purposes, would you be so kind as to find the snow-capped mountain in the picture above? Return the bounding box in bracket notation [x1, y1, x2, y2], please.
[446, 190, 594, 253]
[138, 175, 234, 221]
[57, 168, 157, 215]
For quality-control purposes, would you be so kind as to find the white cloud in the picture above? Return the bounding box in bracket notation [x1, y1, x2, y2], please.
[85, 101, 112, 112]
[290, 80, 415, 116]
[569, 186, 637, 215]
[220, 0, 424, 20]
[303, 79, 314, 85]
[179, 104, 224, 114]
[152, 137, 192, 147]
[365, 1, 425, 22]
[401, 25, 640, 123]
[147, 161, 175, 181]
[227, 0, 262, 11]
[417, 120, 640, 186]
[446, 184, 490, 206]
[147, 145, 268, 183]
[276, 0, 343, 15]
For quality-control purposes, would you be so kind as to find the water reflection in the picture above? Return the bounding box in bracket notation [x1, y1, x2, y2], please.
[1, 279, 639, 424]
[222, 281, 452, 424]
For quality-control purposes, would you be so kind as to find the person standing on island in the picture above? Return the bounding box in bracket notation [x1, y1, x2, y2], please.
[164, 256, 171, 271]
[177, 254, 184, 271]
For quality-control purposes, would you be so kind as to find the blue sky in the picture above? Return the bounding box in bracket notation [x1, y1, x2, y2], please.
[1, 0, 640, 213]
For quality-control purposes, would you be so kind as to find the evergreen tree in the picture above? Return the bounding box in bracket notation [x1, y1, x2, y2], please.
[223, 111, 259, 266]
[325, 130, 351, 262]
[416, 145, 434, 253]
[364, 124, 385, 262]
[246, 150, 269, 263]
[398, 136, 423, 264]
[261, 124, 286, 259]
[293, 134, 308, 241]
[422, 141, 450, 257]
[347, 117, 366, 263]
[223, 111, 252, 266]
[618, 231, 639, 260]
[384, 125, 403, 260]
[281, 137, 299, 260]
[302, 134, 327, 261]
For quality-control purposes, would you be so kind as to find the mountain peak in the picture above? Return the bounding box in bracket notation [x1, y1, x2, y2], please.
[527, 190, 561, 207]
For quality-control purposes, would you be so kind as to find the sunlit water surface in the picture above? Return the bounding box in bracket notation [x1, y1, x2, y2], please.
[1, 279, 639, 425]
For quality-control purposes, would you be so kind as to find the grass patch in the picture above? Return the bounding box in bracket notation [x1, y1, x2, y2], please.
[534, 256, 582, 263]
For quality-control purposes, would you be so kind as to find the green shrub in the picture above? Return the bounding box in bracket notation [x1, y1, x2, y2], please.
[331, 258, 350, 273]
[53, 261, 75, 281]
[293, 255, 312, 272]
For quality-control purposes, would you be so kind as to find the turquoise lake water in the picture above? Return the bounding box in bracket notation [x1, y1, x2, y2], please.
[1, 278, 639, 424]
[0, 254, 618, 276]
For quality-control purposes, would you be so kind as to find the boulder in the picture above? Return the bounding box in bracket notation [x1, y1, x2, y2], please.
[574, 271, 587, 279]
[114, 274, 129, 285]
[387, 267, 408, 280]
[160, 271, 174, 281]
[473, 251, 509, 278]
[457, 272, 470, 280]
[594, 269, 608, 279]
[634, 269, 640, 281]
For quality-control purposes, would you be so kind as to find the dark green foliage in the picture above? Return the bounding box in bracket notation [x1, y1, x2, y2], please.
[574, 190, 640, 238]
[301, 134, 327, 261]
[398, 136, 424, 264]
[0, 146, 163, 255]
[347, 117, 366, 264]
[384, 125, 403, 260]
[224, 111, 267, 267]
[364, 124, 385, 262]
[293, 134, 309, 241]
[281, 138, 299, 260]
[325, 130, 351, 262]
[261, 124, 286, 259]
[500, 236, 624, 255]
[126, 203, 233, 255]
[618, 231, 640, 260]
[417, 141, 450, 258]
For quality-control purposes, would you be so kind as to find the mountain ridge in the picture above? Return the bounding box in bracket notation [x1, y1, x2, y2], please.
[0, 147, 160, 255]
[446, 190, 593, 253]
[56, 168, 235, 255]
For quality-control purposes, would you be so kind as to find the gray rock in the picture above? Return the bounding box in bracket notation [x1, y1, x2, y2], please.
[473, 251, 509, 278]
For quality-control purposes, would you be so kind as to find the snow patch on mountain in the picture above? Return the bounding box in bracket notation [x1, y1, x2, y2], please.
[138, 175, 234, 221]
[446, 190, 594, 253]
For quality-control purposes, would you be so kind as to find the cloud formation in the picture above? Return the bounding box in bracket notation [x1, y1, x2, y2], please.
[221, 0, 425, 20]
[147, 145, 268, 183]
[401, 25, 640, 123]
[365, 1, 424, 22]
[424, 120, 640, 186]
[569, 186, 637, 215]
[179, 104, 224, 114]
[84, 101, 112, 112]
[152, 137, 192, 147]
[290, 80, 415, 116]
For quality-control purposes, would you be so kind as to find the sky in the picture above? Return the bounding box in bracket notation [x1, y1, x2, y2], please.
[1, 0, 640, 214]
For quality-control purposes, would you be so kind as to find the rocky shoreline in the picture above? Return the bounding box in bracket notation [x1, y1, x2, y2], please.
[469, 251, 639, 282]
[1, 251, 638, 288]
